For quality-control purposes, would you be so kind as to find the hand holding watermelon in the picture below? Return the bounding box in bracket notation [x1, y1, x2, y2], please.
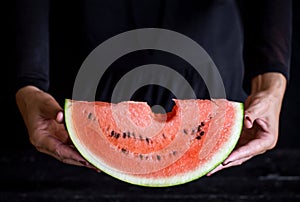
[207, 72, 287, 176]
[15, 86, 97, 171]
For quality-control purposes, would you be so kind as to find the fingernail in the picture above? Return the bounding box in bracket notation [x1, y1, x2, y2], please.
[245, 116, 251, 122]
[91, 167, 101, 173]
[222, 161, 232, 166]
[79, 160, 88, 166]
[207, 171, 216, 176]
[56, 111, 64, 123]
[244, 116, 252, 128]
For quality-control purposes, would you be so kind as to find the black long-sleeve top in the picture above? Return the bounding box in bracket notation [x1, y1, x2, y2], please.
[15, 0, 292, 111]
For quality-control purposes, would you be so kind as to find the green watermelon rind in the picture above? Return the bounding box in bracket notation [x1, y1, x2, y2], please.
[64, 99, 244, 187]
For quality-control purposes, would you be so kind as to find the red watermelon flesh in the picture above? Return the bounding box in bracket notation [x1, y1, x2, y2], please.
[64, 99, 243, 187]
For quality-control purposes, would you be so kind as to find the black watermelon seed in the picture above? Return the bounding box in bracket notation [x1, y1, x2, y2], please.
[200, 131, 205, 136]
[162, 133, 166, 139]
[139, 154, 143, 160]
[157, 155, 161, 161]
[146, 138, 150, 144]
[110, 131, 115, 137]
[201, 122, 205, 126]
[123, 132, 126, 138]
[88, 112, 92, 119]
[139, 135, 143, 140]
[183, 129, 188, 135]
[172, 151, 177, 156]
[197, 125, 201, 132]
[115, 133, 120, 139]
[121, 148, 127, 153]
[196, 136, 201, 140]
[191, 129, 195, 135]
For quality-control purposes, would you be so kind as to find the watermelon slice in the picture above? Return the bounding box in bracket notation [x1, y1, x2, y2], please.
[64, 98, 243, 187]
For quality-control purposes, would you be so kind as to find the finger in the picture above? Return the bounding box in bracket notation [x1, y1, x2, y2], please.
[207, 156, 252, 176]
[244, 98, 261, 127]
[37, 135, 90, 167]
[244, 116, 252, 129]
[54, 124, 73, 144]
[206, 164, 223, 176]
[55, 111, 73, 144]
[49, 142, 101, 172]
[56, 111, 64, 123]
[255, 118, 269, 133]
[223, 137, 267, 165]
[244, 101, 268, 129]
[46, 136, 100, 171]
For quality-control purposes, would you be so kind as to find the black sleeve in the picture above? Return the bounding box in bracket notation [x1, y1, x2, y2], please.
[238, 0, 292, 93]
[15, 0, 50, 92]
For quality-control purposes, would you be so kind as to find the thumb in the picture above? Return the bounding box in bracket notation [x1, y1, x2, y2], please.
[244, 100, 267, 129]
[244, 115, 253, 129]
[56, 111, 64, 123]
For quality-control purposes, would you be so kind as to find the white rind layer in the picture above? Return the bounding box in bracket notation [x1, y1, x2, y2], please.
[65, 99, 244, 187]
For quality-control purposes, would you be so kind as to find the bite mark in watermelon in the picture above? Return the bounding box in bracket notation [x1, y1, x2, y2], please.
[64, 98, 243, 187]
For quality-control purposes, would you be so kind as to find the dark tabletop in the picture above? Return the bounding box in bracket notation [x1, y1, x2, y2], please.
[1, 146, 299, 202]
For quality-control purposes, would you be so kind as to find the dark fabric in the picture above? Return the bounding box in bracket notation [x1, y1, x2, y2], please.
[238, 0, 292, 94]
[15, 0, 292, 111]
[15, 0, 50, 92]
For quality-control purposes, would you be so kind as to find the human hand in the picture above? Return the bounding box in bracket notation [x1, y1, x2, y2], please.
[16, 86, 99, 171]
[207, 73, 287, 176]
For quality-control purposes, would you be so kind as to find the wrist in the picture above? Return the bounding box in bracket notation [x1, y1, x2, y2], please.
[16, 85, 44, 103]
[15, 85, 43, 113]
[16, 85, 42, 97]
[251, 72, 287, 98]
